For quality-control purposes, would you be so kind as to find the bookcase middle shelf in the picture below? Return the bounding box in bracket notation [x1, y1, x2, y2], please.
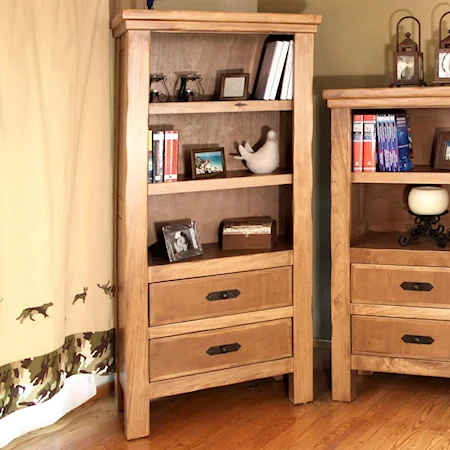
[149, 100, 293, 115]
[352, 165, 450, 184]
[148, 168, 292, 195]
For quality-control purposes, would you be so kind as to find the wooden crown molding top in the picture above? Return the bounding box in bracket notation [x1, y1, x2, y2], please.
[323, 86, 450, 109]
[111, 10, 322, 37]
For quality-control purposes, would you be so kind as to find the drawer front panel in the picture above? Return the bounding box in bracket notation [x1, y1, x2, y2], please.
[149, 318, 292, 381]
[352, 264, 450, 308]
[352, 316, 450, 361]
[150, 266, 292, 326]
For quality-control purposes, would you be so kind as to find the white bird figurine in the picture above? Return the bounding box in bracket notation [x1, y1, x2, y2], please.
[234, 130, 279, 174]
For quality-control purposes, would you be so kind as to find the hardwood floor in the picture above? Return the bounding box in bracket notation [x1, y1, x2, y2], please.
[7, 347, 450, 449]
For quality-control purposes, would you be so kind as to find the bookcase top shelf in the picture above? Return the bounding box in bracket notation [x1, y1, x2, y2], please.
[148, 169, 292, 195]
[352, 165, 450, 184]
[323, 87, 450, 109]
[111, 10, 322, 37]
[149, 100, 293, 115]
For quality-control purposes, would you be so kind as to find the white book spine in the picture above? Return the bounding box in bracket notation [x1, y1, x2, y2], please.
[269, 41, 290, 100]
[280, 41, 294, 100]
[287, 44, 294, 100]
[254, 42, 278, 100]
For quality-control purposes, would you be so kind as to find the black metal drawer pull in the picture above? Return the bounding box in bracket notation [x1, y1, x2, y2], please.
[207, 343, 241, 356]
[402, 335, 434, 345]
[206, 289, 241, 301]
[400, 282, 433, 292]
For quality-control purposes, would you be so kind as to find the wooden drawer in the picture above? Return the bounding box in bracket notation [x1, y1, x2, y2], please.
[149, 318, 292, 381]
[352, 264, 450, 308]
[352, 316, 450, 361]
[149, 267, 292, 326]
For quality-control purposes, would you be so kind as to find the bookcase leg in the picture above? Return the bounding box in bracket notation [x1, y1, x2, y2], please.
[124, 395, 150, 440]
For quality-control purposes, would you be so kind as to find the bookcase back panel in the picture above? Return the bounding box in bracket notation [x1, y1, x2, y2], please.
[151, 33, 274, 101]
[149, 111, 292, 174]
[351, 184, 450, 236]
[147, 186, 292, 246]
[407, 108, 450, 165]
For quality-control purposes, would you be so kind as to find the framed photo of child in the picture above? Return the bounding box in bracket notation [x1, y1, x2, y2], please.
[191, 148, 226, 179]
[162, 221, 203, 262]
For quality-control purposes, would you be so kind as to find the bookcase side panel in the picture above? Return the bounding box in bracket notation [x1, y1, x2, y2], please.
[289, 32, 314, 404]
[330, 107, 354, 402]
[118, 30, 151, 440]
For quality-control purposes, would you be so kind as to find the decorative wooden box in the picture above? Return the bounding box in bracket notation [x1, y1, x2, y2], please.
[221, 216, 277, 250]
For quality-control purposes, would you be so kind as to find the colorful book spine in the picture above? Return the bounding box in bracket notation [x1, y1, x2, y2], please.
[163, 130, 179, 182]
[362, 114, 377, 172]
[389, 114, 399, 172]
[148, 130, 153, 183]
[406, 112, 414, 167]
[395, 112, 413, 171]
[153, 131, 165, 183]
[352, 114, 364, 172]
[375, 115, 385, 172]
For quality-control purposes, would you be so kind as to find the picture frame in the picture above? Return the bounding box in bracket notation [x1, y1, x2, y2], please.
[191, 147, 227, 179]
[218, 73, 249, 101]
[433, 128, 450, 170]
[162, 221, 203, 262]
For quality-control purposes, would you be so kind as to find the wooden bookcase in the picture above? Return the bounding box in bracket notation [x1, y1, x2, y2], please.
[324, 87, 450, 402]
[112, 10, 321, 439]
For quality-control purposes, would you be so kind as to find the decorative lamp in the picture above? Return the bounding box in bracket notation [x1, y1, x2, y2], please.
[399, 186, 450, 248]
[149, 74, 170, 103]
[174, 74, 205, 102]
[433, 12, 450, 85]
[392, 16, 425, 87]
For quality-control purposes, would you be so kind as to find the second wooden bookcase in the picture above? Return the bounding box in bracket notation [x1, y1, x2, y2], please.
[324, 87, 450, 402]
[113, 10, 322, 439]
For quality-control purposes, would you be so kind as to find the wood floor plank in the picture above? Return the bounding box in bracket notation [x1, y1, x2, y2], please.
[6, 349, 450, 450]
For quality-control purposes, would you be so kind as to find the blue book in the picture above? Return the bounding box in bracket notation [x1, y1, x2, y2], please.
[395, 112, 413, 171]
[376, 115, 385, 172]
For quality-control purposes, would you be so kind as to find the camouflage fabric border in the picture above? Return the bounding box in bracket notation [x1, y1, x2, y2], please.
[0, 329, 114, 419]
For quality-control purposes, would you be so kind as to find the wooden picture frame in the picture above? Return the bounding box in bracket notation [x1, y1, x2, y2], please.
[162, 221, 203, 262]
[433, 128, 450, 170]
[191, 147, 227, 179]
[218, 73, 249, 101]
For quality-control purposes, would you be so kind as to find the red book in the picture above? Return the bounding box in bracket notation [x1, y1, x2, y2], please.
[362, 114, 377, 172]
[164, 130, 179, 182]
[352, 114, 363, 172]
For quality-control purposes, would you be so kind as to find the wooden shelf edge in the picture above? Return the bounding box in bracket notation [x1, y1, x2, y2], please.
[351, 303, 450, 321]
[149, 357, 294, 400]
[148, 248, 293, 283]
[148, 172, 293, 195]
[149, 100, 293, 115]
[351, 354, 450, 379]
[149, 306, 294, 339]
[352, 167, 450, 184]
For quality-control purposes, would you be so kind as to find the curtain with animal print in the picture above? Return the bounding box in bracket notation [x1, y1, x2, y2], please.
[0, 0, 115, 422]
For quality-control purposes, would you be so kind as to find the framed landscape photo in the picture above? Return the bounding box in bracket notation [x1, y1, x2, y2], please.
[191, 148, 226, 179]
[162, 221, 203, 262]
[219, 73, 249, 101]
[433, 128, 450, 170]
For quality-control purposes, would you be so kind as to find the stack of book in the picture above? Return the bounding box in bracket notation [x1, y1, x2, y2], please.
[352, 111, 414, 173]
[148, 130, 179, 183]
[254, 39, 294, 100]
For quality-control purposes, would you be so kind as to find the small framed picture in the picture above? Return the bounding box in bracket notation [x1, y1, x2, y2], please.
[162, 221, 203, 262]
[191, 148, 226, 179]
[433, 128, 450, 170]
[219, 73, 249, 101]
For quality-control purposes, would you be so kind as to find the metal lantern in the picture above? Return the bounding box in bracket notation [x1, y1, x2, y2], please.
[433, 12, 450, 85]
[174, 73, 205, 102]
[149, 74, 170, 103]
[392, 16, 425, 87]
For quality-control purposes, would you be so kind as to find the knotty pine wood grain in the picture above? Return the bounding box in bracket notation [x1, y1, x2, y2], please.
[116, 31, 151, 440]
[289, 32, 314, 405]
[330, 107, 354, 402]
[11, 351, 450, 450]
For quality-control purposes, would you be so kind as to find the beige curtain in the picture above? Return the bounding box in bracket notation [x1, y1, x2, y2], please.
[0, 0, 114, 420]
